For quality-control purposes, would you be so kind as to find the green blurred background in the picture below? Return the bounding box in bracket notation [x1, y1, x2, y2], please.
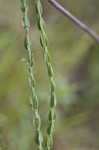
[0, 0, 99, 149]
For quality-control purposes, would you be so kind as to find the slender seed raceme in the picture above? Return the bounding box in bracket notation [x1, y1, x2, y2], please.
[35, 0, 56, 150]
[20, 0, 43, 150]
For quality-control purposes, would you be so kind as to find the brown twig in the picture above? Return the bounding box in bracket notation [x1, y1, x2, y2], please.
[48, 0, 99, 43]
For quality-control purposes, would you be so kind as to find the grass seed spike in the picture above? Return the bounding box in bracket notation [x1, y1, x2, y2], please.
[35, 0, 56, 150]
[20, 0, 43, 150]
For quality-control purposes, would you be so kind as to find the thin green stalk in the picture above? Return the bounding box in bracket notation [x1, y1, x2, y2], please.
[20, 1, 43, 150]
[35, 0, 56, 150]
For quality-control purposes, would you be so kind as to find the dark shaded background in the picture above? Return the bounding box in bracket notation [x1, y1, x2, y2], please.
[0, 0, 99, 149]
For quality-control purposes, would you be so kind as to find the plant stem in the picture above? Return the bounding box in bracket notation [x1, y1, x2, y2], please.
[49, 0, 99, 43]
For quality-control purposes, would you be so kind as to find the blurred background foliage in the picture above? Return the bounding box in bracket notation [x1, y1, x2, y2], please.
[0, 0, 99, 150]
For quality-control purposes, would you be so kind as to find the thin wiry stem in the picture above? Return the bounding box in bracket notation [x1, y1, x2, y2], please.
[49, 0, 99, 43]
